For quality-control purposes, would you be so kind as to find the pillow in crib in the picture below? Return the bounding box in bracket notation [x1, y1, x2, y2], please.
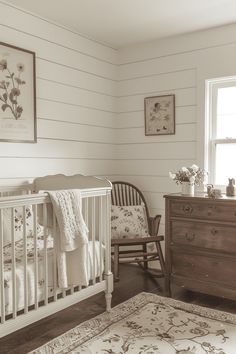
[111, 204, 149, 239]
[3, 206, 43, 246]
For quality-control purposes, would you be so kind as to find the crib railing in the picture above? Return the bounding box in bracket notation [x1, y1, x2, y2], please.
[0, 193, 50, 323]
[0, 188, 112, 337]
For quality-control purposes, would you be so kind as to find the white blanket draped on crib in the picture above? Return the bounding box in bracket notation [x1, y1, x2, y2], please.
[48, 189, 89, 288]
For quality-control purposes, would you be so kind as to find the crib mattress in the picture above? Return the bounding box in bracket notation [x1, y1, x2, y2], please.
[2, 235, 104, 314]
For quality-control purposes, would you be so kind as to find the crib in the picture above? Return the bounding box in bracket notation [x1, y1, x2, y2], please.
[0, 174, 113, 338]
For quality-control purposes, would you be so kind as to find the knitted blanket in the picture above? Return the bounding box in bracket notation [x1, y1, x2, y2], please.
[48, 190, 89, 288]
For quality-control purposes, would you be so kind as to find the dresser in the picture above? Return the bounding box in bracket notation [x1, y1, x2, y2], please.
[165, 193, 236, 300]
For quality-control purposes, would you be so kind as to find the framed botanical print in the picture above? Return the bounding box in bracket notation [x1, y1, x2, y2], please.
[144, 94, 175, 136]
[0, 41, 36, 143]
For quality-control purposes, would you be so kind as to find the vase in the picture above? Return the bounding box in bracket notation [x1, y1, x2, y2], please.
[181, 182, 194, 196]
[226, 178, 236, 196]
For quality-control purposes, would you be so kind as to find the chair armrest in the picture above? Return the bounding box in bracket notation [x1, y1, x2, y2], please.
[149, 214, 161, 236]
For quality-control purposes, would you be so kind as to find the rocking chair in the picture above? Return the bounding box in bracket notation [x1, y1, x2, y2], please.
[111, 181, 166, 284]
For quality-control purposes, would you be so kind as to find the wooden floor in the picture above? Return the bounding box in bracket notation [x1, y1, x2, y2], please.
[1, 264, 236, 354]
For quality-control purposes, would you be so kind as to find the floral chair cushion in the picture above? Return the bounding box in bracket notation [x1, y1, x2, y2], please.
[111, 204, 149, 239]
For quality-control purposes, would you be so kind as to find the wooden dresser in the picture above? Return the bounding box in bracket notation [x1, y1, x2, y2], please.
[165, 193, 236, 300]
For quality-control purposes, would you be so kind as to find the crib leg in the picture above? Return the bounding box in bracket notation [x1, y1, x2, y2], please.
[105, 293, 112, 312]
[104, 272, 113, 312]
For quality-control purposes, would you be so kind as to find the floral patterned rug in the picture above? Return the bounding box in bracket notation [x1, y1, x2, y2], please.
[29, 292, 236, 354]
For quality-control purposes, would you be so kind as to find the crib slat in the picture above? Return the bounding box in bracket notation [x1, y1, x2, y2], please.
[52, 212, 57, 302]
[99, 196, 103, 282]
[84, 197, 88, 224]
[105, 193, 111, 274]
[92, 197, 96, 285]
[11, 208, 17, 319]
[0, 210, 5, 324]
[69, 197, 74, 294]
[23, 206, 28, 314]
[43, 204, 48, 306]
[84, 198, 89, 288]
[33, 205, 38, 310]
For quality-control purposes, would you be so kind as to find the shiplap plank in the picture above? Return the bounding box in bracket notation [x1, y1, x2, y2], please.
[109, 175, 177, 193]
[0, 158, 115, 178]
[157, 224, 165, 236]
[37, 79, 116, 112]
[112, 159, 197, 177]
[0, 2, 117, 64]
[144, 192, 167, 211]
[119, 52, 197, 80]
[37, 100, 115, 127]
[118, 42, 236, 88]
[118, 69, 196, 96]
[115, 111, 145, 128]
[117, 123, 196, 144]
[38, 119, 115, 144]
[0, 178, 33, 186]
[118, 88, 196, 112]
[150, 208, 165, 219]
[118, 23, 236, 64]
[0, 24, 116, 80]
[115, 142, 196, 160]
[0, 140, 114, 159]
[145, 188, 204, 211]
[37, 59, 116, 96]
[119, 43, 236, 82]
[115, 106, 196, 128]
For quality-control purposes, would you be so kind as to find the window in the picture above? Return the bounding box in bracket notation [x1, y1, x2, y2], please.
[205, 77, 236, 187]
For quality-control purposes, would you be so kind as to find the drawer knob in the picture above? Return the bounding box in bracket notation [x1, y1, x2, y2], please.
[211, 228, 218, 236]
[185, 232, 195, 241]
[182, 204, 193, 214]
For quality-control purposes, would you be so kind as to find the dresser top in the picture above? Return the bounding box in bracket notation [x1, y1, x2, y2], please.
[164, 193, 236, 203]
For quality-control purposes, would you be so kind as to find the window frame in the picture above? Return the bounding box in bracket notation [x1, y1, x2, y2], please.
[205, 77, 236, 188]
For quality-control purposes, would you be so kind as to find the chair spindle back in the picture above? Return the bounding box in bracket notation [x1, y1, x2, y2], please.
[111, 181, 150, 228]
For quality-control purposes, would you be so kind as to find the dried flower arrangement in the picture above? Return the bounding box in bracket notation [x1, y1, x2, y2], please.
[169, 164, 207, 186]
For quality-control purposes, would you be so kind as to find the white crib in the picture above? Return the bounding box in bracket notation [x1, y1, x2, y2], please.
[0, 174, 113, 338]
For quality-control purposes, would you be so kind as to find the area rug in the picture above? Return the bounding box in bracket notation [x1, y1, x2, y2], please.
[29, 292, 236, 354]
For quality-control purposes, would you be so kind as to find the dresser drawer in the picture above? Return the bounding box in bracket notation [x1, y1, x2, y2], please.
[172, 252, 236, 287]
[170, 200, 236, 222]
[171, 220, 236, 253]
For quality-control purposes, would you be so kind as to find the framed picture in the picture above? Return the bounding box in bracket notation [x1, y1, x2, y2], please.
[144, 94, 175, 136]
[0, 41, 36, 143]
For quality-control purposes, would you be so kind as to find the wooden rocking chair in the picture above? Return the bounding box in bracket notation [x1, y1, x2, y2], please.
[111, 181, 166, 284]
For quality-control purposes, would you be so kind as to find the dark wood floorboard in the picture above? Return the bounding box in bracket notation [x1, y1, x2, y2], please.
[1, 264, 236, 354]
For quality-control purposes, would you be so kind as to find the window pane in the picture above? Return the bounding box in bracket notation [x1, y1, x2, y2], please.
[217, 86, 236, 138]
[215, 144, 236, 185]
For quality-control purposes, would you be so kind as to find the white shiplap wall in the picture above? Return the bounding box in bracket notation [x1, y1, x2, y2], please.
[2, 0, 236, 232]
[0, 1, 117, 185]
[114, 23, 236, 234]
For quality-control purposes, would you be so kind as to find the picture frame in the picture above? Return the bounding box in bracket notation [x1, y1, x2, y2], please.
[0, 41, 36, 143]
[144, 94, 175, 136]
